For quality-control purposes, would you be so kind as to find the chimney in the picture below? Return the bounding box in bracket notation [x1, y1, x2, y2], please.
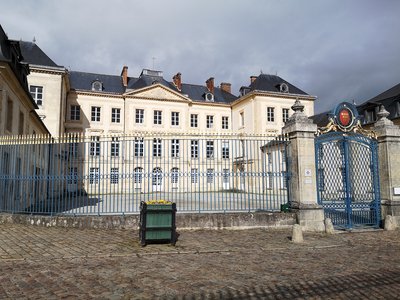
[220, 82, 231, 94]
[121, 66, 128, 87]
[250, 76, 257, 84]
[173, 72, 182, 91]
[206, 77, 215, 94]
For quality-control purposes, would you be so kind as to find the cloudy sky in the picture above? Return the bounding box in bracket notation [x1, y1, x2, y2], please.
[2, 0, 400, 113]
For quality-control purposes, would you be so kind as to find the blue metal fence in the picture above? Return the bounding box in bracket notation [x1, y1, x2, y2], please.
[0, 133, 289, 215]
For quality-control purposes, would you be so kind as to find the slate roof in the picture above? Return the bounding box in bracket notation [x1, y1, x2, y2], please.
[311, 83, 400, 127]
[0, 25, 9, 61]
[69, 71, 127, 94]
[244, 74, 309, 95]
[18, 41, 61, 68]
[357, 83, 400, 120]
[70, 69, 238, 103]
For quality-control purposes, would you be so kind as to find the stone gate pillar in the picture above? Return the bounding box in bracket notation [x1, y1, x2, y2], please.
[373, 106, 400, 228]
[282, 99, 325, 231]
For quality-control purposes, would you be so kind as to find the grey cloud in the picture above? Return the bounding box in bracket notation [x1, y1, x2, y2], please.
[2, 0, 400, 114]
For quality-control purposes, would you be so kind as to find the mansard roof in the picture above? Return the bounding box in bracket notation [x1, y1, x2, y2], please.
[69, 71, 127, 94]
[243, 74, 309, 95]
[312, 82, 400, 127]
[358, 82, 400, 120]
[18, 41, 62, 68]
[70, 69, 238, 103]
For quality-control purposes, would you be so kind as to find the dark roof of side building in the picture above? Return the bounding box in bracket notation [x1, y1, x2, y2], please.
[244, 74, 309, 95]
[0, 26, 35, 107]
[357, 82, 400, 120]
[18, 41, 62, 68]
[311, 82, 400, 127]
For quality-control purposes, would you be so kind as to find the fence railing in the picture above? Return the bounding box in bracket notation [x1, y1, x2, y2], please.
[0, 133, 290, 215]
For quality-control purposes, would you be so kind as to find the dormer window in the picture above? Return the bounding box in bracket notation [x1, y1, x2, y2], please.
[396, 101, 400, 117]
[240, 87, 250, 97]
[205, 92, 214, 102]
[92, 80, 103, 91]
[280, 83, 289, 93]
[364, 108, 377, 124]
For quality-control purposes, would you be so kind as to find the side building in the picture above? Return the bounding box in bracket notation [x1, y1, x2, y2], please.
[0, 25, 52, 212]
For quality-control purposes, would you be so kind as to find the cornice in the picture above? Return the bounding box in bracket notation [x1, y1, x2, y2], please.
[29, 65, 67, 75]
[70, 89, 124, 99]
[231, 90, 317, 107]
[191, 100, 231, 107]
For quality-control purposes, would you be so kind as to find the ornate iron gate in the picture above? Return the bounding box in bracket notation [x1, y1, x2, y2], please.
[315, 103, 380, 229]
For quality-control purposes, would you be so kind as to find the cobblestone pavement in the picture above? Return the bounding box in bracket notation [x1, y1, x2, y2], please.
[0, 224, 400, 299]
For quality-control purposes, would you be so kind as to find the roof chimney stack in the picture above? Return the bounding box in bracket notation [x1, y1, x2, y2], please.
[173, 72, 182, 91]
[220, 82, 231, 94]
[121, 66, 128, 87]
[206, 77, 215, 94]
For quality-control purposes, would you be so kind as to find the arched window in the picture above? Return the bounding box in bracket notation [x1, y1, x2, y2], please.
[152, 167, 163, 186]
[280, 83, 289, 93]
[92, 80, 103, 91]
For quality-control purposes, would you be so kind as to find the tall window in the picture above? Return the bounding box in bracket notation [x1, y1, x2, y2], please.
[222, 116, 229, 129]
[153, 138, 162, 157]
[223, 169, 230, 184]
[171, 112, 180, 126]
[6, 98, 13, 132]
[267, 107, 275, 122]
[70, 105, 80, 121]
[136, 109, 144, 124]
[91, 106, 101, 122]
[206, 115, 214, 129]
[111, 108, 121, 123]
[282, 108, 289, 123]
[171, 168, 179, 184]
[30, 86, 43, 106]
[89, 167, 100, 184]
[222, 141, 230, 159]
[206, 141, 214, 158]
[134, 137, 144, 157]
[18, 111, 24, 135]
[191, 140, 199, 158]
[68, 167, 78, 184]
[90, 136, 100, 156]
[171, 139, 180, 158]
[190, 114, 198, 128]
[154, 110, 162, 125]
[134, 167, 143, 184]
[191, 168, 198, 184]
[207, 168, 214, 184]
[240, 111, 244, 127]
[110, 168, 119, 184]
[69, 143, 79, 158]
[111, 137, 119, 157]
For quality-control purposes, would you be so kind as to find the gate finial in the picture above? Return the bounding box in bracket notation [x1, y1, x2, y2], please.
[377, 105, 390, 120]
[291, 98, 304, 113]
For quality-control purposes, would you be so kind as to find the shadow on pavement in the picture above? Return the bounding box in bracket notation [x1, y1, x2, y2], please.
[182, 269, 400, 299]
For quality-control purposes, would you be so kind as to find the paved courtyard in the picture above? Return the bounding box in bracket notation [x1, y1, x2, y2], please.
[0, 224, 399, 299]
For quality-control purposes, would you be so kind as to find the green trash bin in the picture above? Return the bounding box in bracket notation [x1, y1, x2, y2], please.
[139, 201, 177, 246]
[280, 203, 290, 212]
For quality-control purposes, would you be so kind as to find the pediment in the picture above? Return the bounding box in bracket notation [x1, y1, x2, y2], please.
[124, 84, 191, 103]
